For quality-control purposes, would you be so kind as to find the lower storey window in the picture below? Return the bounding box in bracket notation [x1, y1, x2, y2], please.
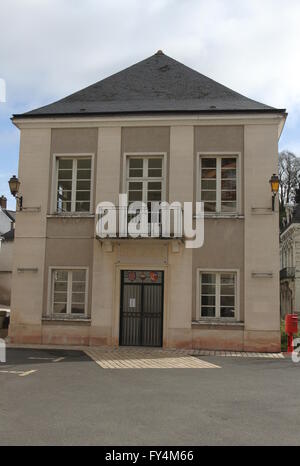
[51, 269, 87, 316]
[199, 271, 236, 319]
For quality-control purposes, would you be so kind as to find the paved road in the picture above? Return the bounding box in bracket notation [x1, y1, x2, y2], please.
[0, 348, 299, 446]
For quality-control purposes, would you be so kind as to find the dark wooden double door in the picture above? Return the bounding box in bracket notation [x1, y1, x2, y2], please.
[119, 270, 164, 347]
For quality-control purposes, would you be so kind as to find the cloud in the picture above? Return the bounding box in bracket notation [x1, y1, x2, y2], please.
[0, 0, 299, 186]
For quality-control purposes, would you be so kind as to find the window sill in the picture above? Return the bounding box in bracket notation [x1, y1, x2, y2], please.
[47, 213, 95, 218]
[195, 214, 244, 219]
[42, 316, 91, 324]
[192, 320, 244, 329]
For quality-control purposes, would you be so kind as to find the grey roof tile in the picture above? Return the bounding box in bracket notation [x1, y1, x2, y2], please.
[13, 52, 285, 118]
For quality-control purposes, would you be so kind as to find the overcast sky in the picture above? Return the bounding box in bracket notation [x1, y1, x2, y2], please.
[1, 0, 300, 209]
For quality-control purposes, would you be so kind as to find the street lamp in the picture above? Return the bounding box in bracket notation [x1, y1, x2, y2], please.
[8, 175, 23, 210]
[269, 173, 279, 211]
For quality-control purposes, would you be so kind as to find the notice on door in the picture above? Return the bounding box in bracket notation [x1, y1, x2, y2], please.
[129, 298, 136, 308]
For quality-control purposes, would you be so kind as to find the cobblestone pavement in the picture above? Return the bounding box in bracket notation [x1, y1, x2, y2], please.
[84, 347, 284, 369]
[85, 347, 221, 369]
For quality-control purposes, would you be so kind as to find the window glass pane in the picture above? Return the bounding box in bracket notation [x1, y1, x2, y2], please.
[221, 295, 235, 307]
[202, 179, 216, 190]
[77, 169, 91, 180]
[148, 168, 162, 178]
[72, 270, 86, 282]
[57, 189, 72, 201]
[204, 202, 216, 213]
[221, 169, 236, 179]
[202, 191, 216, 201]
[76, 191, 90, 201]
[54, 281, 68, 292]
[221, 285, 235, 295]
[221, 191, 236, 201]
[201, 307, 216, 317]
[128, 191, 143, 202]
[72, 292, 86, 304]
[54, 292, 68, 303]
[57, 201, 72, 212]
[58, 159, 73, 169]
[221, 202, 236, 213]
[77, 180, 91, 190]
[148, 182, 162, 190]
[58, 169, 73, 180]
[148, 159, 162, 169]
[71, 303, 85, 314]
[129, 159, 143, 168]
[221, 307, 235, 318]
[54, 270, 68, 281]
[201, 295, 216, 306]
[53, 303, 67, 314]
[221, 273, 235, 284]
[221, 180, 236, 190]
[76, 202, 90, 212]
[148, 159, 163, 178]
[221, 158, 236, 169]
[202, 168, 216, 179]
[148, 191, 161, 201]
[202, 158, 216, 168]
[129, 182, 143, 190]
[201, 284, 215, 294]
[202, 273, 216, 284]
[77, 159, 91, 169]
[58, 180, 72, 191]
[72, 281, 86, 292]
[129, 159, 143, 177]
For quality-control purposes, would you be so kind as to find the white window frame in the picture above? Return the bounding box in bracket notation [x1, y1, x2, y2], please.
[51, 153, 94, 214]
[197, 152, 241, 216]
[122, 152, 167, 203]
[48, 266, 89, 317]
[196, 268, 240, 321]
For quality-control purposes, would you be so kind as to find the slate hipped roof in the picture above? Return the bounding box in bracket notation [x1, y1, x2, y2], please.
[13, 51, 285, 118]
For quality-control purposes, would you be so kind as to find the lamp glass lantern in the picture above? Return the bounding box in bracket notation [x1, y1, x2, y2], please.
[269, 173, 279, 211]
[8, 175, 22, 209]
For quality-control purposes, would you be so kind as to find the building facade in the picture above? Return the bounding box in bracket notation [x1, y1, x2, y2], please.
[0, 196, 15, 306]
[280, 202, 300, 317]
[9, 52, 286, 351]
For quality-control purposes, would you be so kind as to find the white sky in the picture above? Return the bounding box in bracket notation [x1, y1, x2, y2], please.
[0, 0, 300, 207]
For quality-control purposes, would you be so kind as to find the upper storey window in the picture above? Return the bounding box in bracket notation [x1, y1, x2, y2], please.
[126, 156, 165, 207]
[199, 155, 238, 215]
[56, 157, 92, 213]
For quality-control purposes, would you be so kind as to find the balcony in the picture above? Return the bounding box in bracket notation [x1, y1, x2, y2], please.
[95, 204, 184, 240]
[280, 267, 295, 280]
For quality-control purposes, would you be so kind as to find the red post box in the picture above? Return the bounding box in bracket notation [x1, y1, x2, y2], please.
[285, 314, 298, 353]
